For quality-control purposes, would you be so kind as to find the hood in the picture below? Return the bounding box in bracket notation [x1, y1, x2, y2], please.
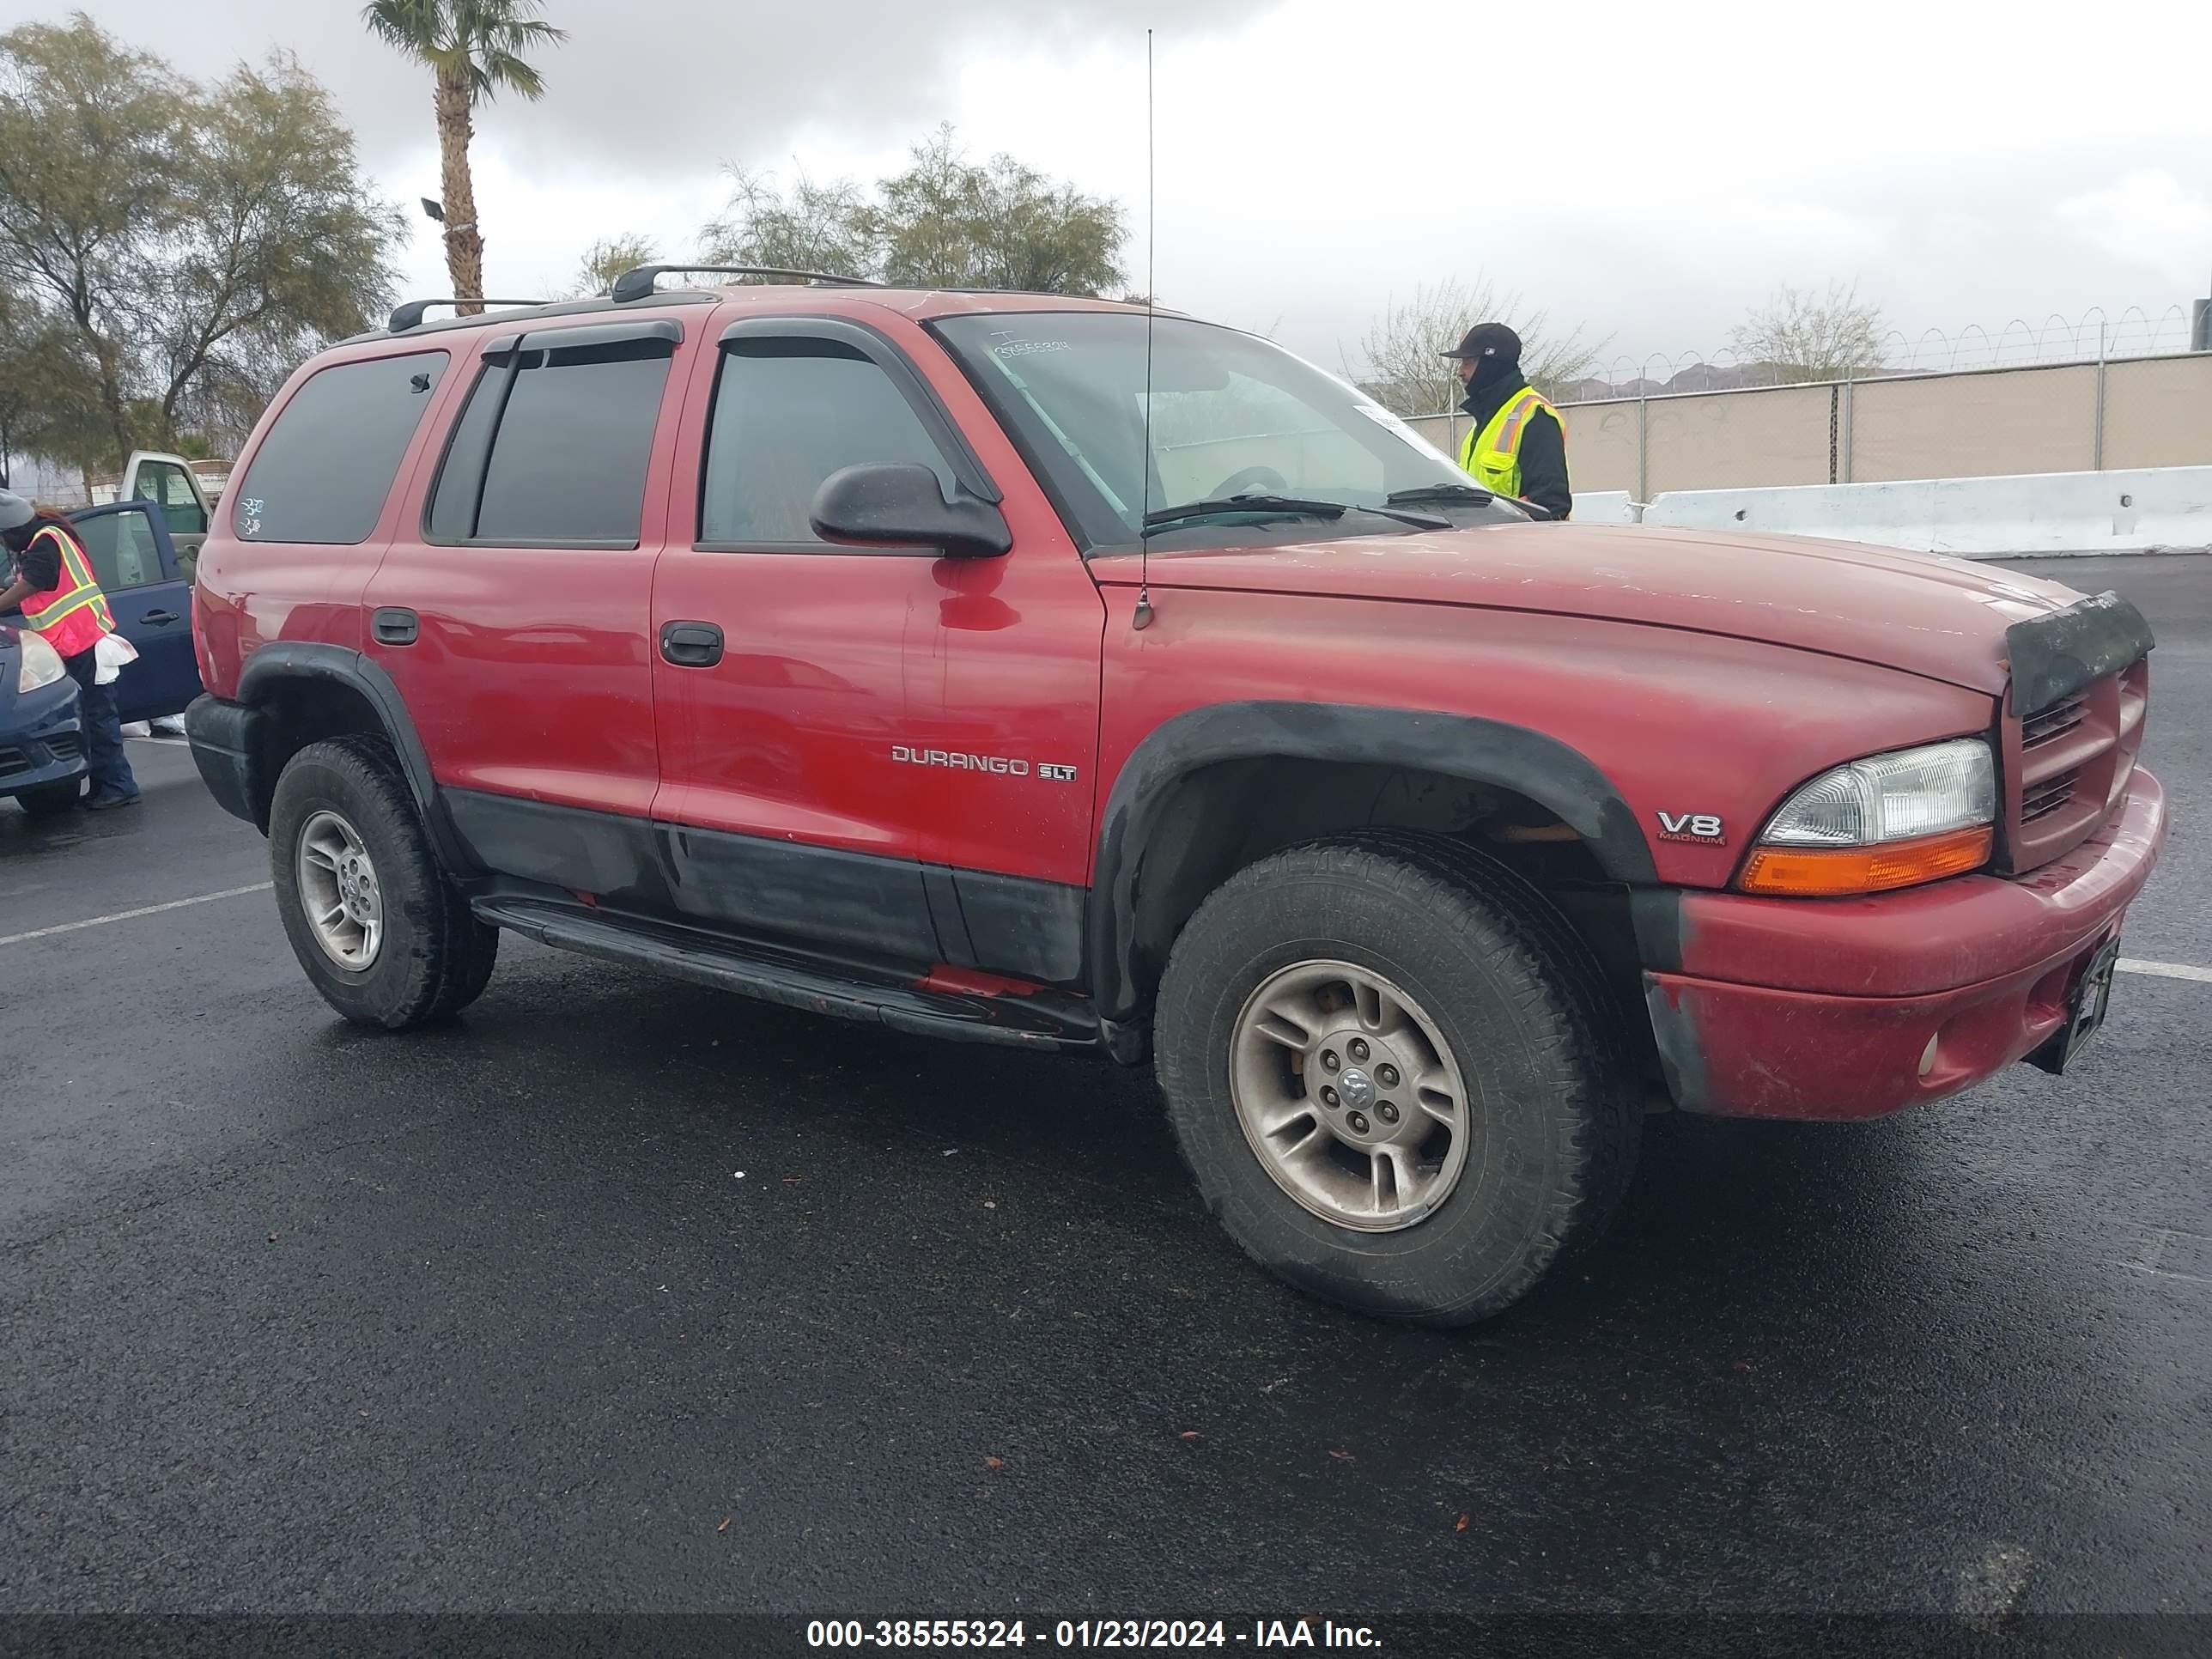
[1094, 523, 2087, 695]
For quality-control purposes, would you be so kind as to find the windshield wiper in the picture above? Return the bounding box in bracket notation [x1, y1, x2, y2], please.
[1385, 483, 1496, 506]
[1144, 494, 1449, 532]
[1144, 494, 1346, 527]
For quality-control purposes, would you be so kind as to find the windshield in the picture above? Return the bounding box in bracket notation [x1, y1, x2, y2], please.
[933, 312, 1523, 549]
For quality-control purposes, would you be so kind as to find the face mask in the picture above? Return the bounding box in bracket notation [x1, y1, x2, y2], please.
[1467, 353, 1518, 393]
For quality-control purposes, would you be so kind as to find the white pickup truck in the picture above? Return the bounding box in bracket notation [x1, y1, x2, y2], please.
[87, 451, 225, 575]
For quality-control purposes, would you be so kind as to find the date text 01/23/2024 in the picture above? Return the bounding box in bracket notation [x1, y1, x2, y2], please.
[805, 1620, 1382, 1650]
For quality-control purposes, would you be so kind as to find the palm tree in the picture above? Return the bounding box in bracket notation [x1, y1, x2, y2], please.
[362, 0, 567, 314]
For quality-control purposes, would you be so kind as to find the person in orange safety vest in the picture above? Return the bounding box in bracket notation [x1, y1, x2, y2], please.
[1, 489, 139, 808]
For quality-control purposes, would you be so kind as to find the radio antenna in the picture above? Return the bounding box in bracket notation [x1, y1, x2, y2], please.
[1132, 27, 1158, 631]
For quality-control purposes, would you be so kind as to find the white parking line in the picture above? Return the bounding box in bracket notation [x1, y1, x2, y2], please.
[2118, 958, 2212, 984]
[0, 882, 272, 948]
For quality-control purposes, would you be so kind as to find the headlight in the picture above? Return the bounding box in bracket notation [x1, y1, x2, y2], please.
[1738, 738, 1996, 896]
[14, 630, 66, 696]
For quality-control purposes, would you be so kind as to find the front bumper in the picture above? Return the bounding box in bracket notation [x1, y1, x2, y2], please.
[183, 693, 262, 828]
[1, 678, 88, 799]
[1645, 768, 2167, 1120]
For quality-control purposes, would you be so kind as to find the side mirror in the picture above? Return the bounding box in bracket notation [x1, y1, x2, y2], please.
[811, 463, 1011, 559]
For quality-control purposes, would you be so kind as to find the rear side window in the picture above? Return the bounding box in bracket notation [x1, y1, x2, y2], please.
[234, 352, 448, 544]
[701, 340, 957, 547]
[429, 332, 676, 545]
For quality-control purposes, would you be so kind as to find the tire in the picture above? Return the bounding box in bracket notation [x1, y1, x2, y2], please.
[268, 736, 499, 1029]
[15, 778, 82, 817]
[1155, 831, 1640, 1327]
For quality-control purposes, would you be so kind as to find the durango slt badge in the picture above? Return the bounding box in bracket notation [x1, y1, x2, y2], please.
[891, 744, 1079, 782]
[1656, 811, 1726, 845]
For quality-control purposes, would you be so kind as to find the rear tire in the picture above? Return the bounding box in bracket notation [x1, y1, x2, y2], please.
[1155, 832, 1639, 1327]
[15, 779, 82, 817]
[269, 736, 498, 1029]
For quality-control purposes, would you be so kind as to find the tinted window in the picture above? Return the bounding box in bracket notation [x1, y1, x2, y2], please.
[424, 366, 507, 543]
[431, 335, 674, 544]
[701, 341, 957, 546]
[70, 507, 164, 589]
[235, 352, 448, 544]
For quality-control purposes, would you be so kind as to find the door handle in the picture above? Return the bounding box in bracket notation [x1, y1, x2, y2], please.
[372, 607, 419, 646]
[140, 609, 179, 626]
[659, 621, 724, 667]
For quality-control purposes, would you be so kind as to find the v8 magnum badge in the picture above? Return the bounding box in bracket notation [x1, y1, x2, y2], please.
[1656, 811, 1726, 845]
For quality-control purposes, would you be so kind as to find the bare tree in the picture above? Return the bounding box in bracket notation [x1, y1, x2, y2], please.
[1354, 277, 1607, 416]
[1729, 281, 1886, 383]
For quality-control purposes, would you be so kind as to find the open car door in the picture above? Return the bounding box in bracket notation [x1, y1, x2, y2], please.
[67, 501, 203, 723]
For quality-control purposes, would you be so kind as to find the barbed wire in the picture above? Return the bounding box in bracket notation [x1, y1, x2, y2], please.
[1563, 303, 2196, 403]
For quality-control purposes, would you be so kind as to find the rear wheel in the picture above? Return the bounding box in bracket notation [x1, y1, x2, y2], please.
[268, 736, 498, 1029]
[1155, 833, 1640, 1326]
[15, 779, 82, 817]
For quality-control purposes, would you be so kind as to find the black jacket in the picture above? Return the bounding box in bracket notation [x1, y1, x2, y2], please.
[1462, 377, 1571, 521]
[7, 517, 72, 593]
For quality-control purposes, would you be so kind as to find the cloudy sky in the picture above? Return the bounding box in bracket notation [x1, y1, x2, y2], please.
[11, 0, 2210, 374]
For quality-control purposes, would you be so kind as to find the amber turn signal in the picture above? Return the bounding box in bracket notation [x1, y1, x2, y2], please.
[1737, 825, 1995, 896]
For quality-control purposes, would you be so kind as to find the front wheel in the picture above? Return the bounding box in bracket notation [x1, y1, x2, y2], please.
[268, 737, 498, 1029]
[1155, 833, 1640, 1326]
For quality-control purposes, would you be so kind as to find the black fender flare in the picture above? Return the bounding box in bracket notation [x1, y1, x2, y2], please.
[234, 642, 475, 873]
[1086, 701, 1659, 1022]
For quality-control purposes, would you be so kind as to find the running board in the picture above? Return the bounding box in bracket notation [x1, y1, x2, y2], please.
[471, 894, 1103, 1053]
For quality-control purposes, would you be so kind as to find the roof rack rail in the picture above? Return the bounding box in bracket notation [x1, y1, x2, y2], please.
[608, 264, 881, 304]
[388, 297, 544, 332]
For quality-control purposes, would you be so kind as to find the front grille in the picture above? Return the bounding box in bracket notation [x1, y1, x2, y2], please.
[2004, 655, 2148, 873]
[2022, 695, 2087, 747]
[46, 733, 81, 762]
[0, 746, 27, 780]
[2021, 768, 2080, 823]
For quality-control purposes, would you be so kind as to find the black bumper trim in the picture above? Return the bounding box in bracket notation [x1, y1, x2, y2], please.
[183, 694, 263, 830]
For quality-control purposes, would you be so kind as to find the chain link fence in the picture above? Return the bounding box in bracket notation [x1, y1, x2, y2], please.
[1559, 304, 2194, 402]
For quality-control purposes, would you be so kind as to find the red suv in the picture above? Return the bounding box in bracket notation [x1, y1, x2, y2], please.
[185, 269, 2167, 1324]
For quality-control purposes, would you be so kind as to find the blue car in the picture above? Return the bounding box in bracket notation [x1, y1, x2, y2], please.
[0, 618, 85, 817]
[2, 500, 203, 816]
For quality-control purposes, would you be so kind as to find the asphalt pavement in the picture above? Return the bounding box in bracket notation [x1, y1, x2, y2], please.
[1, 556, 2206, 1650]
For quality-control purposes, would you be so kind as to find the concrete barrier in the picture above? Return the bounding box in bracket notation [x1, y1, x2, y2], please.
[1567, 490, 1635, 524]
[1638, 467, 2212, 558]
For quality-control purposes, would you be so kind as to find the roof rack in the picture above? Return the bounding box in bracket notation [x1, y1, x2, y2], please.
[388, 297, 546, 333]
[608, 264, 881, 304]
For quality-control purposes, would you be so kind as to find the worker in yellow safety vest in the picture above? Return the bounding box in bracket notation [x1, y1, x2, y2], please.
[1443, 324, 1571, 521]
[1, 489, 139, 808]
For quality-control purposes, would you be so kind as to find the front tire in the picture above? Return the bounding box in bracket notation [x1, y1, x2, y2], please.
[268, 737, 498, 1029]
[1155, 833, 1639, 1327]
